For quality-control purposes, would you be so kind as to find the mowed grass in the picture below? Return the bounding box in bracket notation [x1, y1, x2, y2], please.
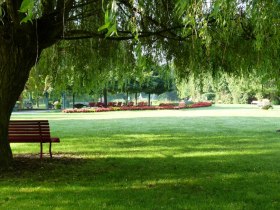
[1, 104, 280, 209]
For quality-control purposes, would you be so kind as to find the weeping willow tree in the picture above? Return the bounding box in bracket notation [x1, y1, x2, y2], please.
[1, 0, 280, 168]
[33, 39, 173, 107]
[33, 38, 136, 97]
[31, 38, 137, 107]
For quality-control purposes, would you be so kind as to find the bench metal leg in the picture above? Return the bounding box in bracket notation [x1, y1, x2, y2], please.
[49, 142, 52, 158]
[40, 142, 43, 159]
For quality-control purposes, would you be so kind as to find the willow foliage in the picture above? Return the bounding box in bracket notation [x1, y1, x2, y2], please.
[173, 0, 280, 77]
[22, 0, 280, 88]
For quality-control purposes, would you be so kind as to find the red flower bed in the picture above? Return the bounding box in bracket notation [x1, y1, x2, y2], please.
[138, 101, 148, 106]
[188, 102, 212, 108]
[88, 102, 96, 107]
[120, 106, 157, 111]
[63, 108, 96, 113]
[95, 107, 113, 112]
[62, 102, 212, 113]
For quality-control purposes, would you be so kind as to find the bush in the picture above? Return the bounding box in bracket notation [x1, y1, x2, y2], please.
[239, 93, 250, 104]
[203, 92, 216, 101]
[53, 101, 61, 109]
[159, 103, 178, 106]
[262, 105, 273, 110]
[184, 99, 194, 105]
[220, 94, 232, 104]
[89, 102, 96, 107]
[74, 103, 85, 109]
[188, 102, 212, 108]
[271, 99, 280, 105]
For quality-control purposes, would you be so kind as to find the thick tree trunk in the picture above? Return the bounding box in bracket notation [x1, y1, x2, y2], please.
[0, 0, 72, 169]
[0, 34, 39, 169]
[0, 115, 13, 168]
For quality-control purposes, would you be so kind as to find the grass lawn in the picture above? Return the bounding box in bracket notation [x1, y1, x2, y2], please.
[1, 104, 280, 209]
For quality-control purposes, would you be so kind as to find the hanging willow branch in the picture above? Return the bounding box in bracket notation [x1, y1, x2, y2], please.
[4, 0, 280, 78]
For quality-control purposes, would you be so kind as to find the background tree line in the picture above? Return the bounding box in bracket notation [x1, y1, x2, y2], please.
[177, 71, 280, 104]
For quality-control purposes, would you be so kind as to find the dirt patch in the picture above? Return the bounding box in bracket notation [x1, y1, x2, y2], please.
[0, 153, 85, 175]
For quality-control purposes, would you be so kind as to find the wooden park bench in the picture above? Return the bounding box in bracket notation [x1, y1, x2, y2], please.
[9, 120, 60, 159]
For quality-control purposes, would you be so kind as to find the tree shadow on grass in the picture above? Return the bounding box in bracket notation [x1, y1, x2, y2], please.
[0, 153, 85, 175]
[1, 152, 280, 209]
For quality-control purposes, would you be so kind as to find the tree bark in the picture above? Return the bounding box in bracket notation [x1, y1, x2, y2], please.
[135, 93, 138, 106]
[44, 92, 49, 109]
[103, 88, 108, 107]
[0, 2, 45, 168]
[72, 93, 75, 109]
[0, 116, 13, 168]
[62, 92, 66, 109]
[148, 93, 151, 106]
[0, 0, 75, 168]
[0, 37, 38, 168]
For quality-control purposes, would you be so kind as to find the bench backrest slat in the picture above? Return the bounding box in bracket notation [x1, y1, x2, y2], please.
[9, 120, 52, 143]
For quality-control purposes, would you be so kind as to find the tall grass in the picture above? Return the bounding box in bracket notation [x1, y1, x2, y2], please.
[0, 104, 280, 209]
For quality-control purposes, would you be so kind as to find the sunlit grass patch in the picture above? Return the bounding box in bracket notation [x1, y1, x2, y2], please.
[2, 105, 280, 209]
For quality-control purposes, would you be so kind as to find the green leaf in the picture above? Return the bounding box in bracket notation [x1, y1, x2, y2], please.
[20, 12, 33, 24]
[104, 10, 110, 23]
[175, 0, 188, 16]
[19, 0, 35, 23]
[98, 22, 110, 32]
[105, 23, 117, 37]
[19, 0, 34, 13]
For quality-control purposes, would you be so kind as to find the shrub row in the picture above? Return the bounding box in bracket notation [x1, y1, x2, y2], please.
[187, 102, 212, 108]
[62, 102, 212, 113]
